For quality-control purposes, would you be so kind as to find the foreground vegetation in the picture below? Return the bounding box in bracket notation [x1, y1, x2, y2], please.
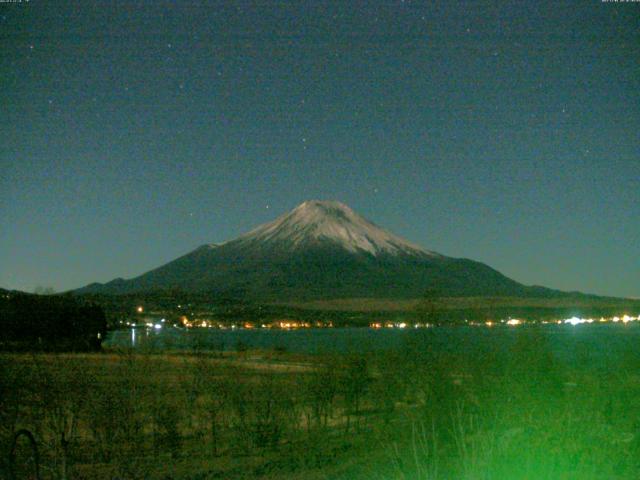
[3, 327, 640, 479]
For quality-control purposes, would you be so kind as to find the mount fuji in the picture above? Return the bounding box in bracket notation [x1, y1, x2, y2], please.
[78, 200, 560, 300]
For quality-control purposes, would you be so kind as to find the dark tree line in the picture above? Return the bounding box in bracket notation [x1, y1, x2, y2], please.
[0, 290, 106, 351]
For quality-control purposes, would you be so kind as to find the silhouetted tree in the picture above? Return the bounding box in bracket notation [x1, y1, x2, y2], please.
[341, 356, 369, 433]
[0, 292, 107, 351]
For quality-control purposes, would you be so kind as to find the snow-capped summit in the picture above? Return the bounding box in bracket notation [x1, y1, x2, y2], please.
[236, 200, 438, 256]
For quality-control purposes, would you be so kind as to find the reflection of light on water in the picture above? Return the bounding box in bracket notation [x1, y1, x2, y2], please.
[131, 328, 136, 346]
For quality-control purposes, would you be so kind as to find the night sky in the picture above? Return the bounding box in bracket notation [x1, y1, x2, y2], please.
[1, 1, 638, 297]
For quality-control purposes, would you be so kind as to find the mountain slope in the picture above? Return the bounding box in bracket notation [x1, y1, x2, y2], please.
[77, 200, 564, 300]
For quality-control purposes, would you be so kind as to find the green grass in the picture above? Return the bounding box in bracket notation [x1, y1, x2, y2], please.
[3, 327, 640, 479]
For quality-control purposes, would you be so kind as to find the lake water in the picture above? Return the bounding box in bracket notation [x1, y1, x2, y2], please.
[106, 323, 640, 369]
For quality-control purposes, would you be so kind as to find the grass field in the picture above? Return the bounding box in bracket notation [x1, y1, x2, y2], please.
[3, 326, 640, 479]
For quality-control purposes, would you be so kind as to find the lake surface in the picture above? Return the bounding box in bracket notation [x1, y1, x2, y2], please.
[106, 323, 640, 369]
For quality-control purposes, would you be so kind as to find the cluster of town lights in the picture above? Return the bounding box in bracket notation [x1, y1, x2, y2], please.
[368, 315, 640, 329]
[125, 315, 639, 330]
[501, 314, 640, 327]
[369, 322, 429, 329]
[178, 317, 332, 329]
[128, 305, 638, 331]
[563, 314, 639, 325]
